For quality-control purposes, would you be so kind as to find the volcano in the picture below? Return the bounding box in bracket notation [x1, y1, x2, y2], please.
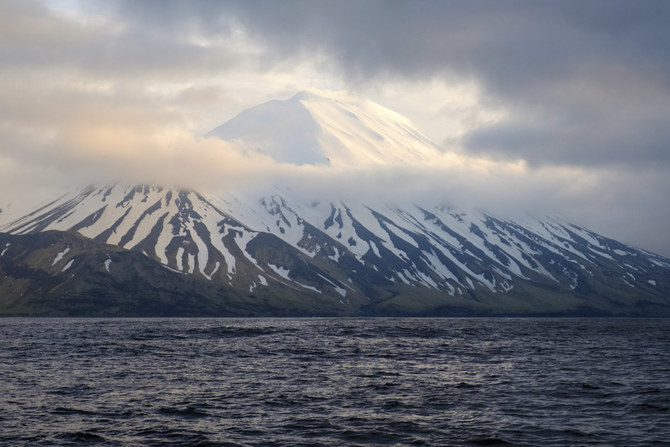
[1, 91, 669, 316]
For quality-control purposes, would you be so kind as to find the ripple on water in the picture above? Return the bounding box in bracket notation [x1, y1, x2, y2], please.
[0, 317, 669, 446]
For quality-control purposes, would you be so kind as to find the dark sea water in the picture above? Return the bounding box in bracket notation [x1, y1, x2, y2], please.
[1, 318, 669, 446]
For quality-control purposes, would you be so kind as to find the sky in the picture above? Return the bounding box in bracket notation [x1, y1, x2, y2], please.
[1, 0, 669, 256]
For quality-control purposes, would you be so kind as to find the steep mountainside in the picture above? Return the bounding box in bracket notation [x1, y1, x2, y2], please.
[3, 184, 669, 316]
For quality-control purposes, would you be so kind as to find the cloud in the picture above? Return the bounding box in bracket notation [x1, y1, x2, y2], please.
[105, 0, 670, 168]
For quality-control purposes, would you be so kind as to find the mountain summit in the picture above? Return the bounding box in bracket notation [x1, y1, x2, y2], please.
[207, 90, 441, 166]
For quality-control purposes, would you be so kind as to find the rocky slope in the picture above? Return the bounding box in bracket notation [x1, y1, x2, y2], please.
[2, 183, 669, 316]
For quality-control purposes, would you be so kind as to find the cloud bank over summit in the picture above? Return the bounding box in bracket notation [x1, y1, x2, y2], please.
[1, 1, 669, 256]
[114, 0, 670, 167]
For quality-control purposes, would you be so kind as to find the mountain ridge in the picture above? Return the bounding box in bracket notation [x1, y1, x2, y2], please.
[2, 183, 669, 317]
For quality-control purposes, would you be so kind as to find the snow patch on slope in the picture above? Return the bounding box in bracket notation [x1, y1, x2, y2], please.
[52, 247, 70, 265]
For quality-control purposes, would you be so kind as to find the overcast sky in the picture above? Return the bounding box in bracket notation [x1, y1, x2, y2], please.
[1, 0, 669, 256]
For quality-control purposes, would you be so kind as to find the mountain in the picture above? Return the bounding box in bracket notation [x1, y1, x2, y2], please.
[206, 90, 441, 166]
[3, 183, 669, 317]
[2, 91, 670, 316]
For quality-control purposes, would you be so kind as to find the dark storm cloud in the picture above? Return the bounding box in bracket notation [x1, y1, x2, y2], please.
[464, 105, 670, 167]
[110, 0, 670, 168]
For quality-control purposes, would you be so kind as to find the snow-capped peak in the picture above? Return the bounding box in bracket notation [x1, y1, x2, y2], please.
[206, 89, 442, 167]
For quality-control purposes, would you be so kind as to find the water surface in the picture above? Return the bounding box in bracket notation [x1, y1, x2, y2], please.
[1, 318, 669, 446]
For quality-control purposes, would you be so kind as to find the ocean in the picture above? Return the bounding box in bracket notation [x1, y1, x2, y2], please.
[1, 318, 669, 446]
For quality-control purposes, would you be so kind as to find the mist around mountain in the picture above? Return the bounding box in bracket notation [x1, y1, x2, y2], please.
[2, 91, 669, 317]
[207, 90, 442, 167]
